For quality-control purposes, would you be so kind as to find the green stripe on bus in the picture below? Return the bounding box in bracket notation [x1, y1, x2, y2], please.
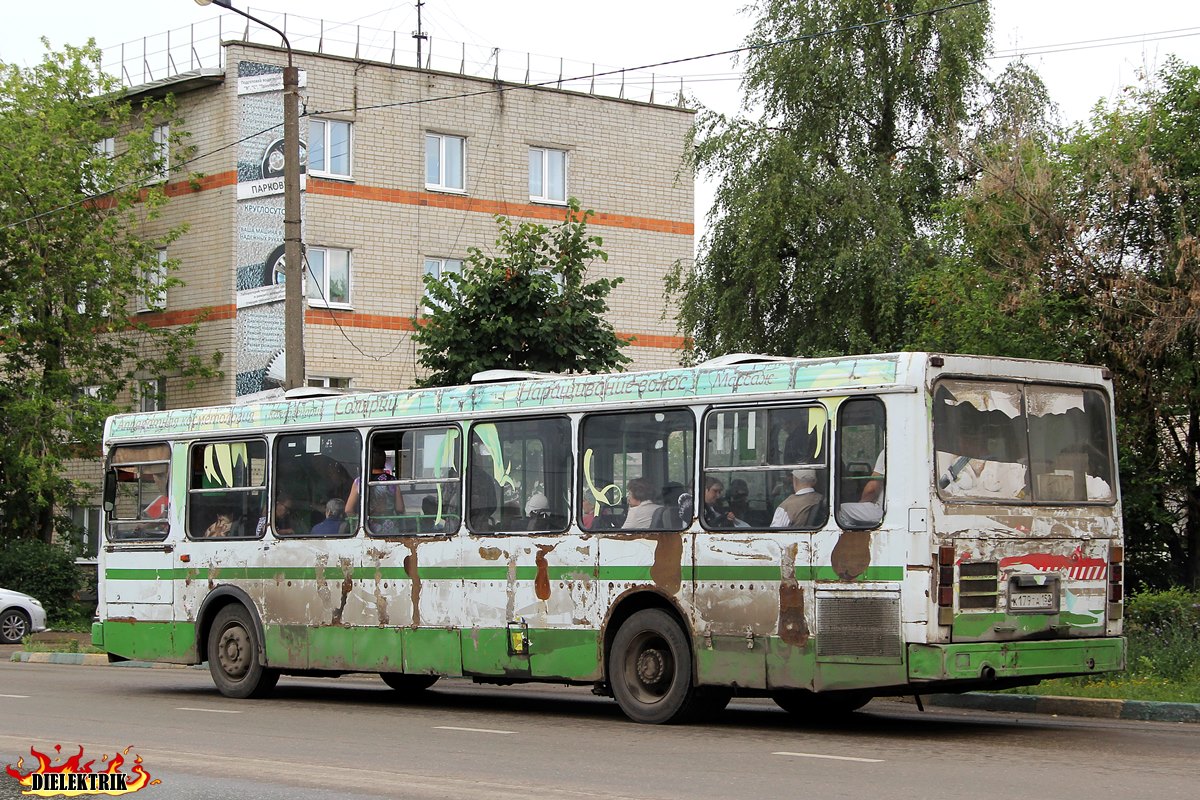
[106, 564, 906, 583]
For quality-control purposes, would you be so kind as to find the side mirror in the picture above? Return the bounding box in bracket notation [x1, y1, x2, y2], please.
[102, 469, 117, 513]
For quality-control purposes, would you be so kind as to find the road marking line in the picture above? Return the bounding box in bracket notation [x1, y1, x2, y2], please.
[176, 707, 243, 714]
[433, 726, 515, 735]
[772, 752, 884, 763]
[0, 694, 30, 698]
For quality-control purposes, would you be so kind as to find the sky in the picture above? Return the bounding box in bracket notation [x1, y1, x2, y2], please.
[3, 1, 1199, 236]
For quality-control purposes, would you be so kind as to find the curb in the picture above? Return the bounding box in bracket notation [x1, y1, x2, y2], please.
[10, 652, 195, 670]
[922, 692, 1200, 724]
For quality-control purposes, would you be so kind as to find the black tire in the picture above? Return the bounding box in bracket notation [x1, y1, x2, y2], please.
[772, 689, 870, 718]
[207, 605, 279, 699]
[609, 608, 697, 724]
[0, 608, 30, 644]
[380, 673, 439, 693]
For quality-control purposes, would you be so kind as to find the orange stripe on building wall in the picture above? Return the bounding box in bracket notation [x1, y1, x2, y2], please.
[306, 179, 693, 236]
[135, 304, 237, 328]
[307, 309, 684, 349]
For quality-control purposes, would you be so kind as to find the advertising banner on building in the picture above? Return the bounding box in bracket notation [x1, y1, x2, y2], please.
[234, 60, 307, 396]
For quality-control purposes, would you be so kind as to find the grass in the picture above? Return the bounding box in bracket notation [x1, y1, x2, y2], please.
[20, 637, 105, 655]
[1009, 675, 1200, 704]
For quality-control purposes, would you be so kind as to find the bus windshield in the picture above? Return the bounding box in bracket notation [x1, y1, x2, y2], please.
[933, 379, 1115, 504]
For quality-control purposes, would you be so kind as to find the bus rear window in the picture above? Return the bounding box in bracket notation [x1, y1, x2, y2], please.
[933, 380, 1114, 504]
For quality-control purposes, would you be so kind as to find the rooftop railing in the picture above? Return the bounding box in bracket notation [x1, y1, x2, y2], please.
[99, 10, 688, 107]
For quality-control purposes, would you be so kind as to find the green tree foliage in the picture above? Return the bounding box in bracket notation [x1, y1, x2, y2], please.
[671, 0, 989, 358]
[913, 58, 1200, 589]
[413, 200, 631, 387]
[0, 538, 81, 621]
[0, 41, 218, 544]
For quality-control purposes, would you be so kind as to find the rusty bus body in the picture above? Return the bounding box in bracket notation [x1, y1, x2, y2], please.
[94, 352, 1125, 723]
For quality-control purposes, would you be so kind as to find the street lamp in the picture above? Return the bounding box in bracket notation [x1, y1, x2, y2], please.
[195, 0, 305, 391]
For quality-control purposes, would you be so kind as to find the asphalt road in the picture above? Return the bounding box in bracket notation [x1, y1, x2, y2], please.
[1, 660, 1197, 799]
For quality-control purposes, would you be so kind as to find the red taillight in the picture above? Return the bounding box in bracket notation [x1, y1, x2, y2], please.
[1108, 545, 1124, 604]
[936, 546, 955, 610]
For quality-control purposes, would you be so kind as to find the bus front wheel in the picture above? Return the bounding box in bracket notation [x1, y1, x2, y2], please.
[609, 608, 696, 724]
[207, 605, 279, 699]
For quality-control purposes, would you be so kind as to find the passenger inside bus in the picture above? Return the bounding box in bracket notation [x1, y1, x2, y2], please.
[771, 469, 824, 528]
[310, 498, 347, 536]
[622, 478, 663, 529]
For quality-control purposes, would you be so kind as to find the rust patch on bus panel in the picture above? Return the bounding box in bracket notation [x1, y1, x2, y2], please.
[330, 557, 354, 627]
[315, 554, 332, 611]
[650, 532, 684, 595]
[778, 543, 809, 646]
[534, 544, 557, 601]
[206, 564, 221, 591]
[830, 530, 871, 581]
[403, 545, 421, 628]
[479, 546, 504, 561]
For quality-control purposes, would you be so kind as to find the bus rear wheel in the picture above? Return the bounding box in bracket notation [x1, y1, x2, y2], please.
[207, 605, 279, 699]
[609, 609, 697, 724]
[380, 673, 439, 693]
[772, 689, 870, 718]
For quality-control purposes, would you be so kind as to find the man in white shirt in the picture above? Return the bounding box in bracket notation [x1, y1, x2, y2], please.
[771, 469, 822, 528]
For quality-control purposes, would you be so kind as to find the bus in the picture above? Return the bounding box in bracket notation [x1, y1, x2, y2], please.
[93, 352, 1125, 723]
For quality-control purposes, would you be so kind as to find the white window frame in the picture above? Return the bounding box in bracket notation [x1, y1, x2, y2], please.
[70, 505, 102, 563]
[308, 118, 353, 179]
[139, 377, 166, 413]
[425, 133, 466, 193]
[307, 376, 352, 389]
[529, 146, 568, 204]
[306, 246, 353, 309]
[151, 124, 169, 183]
[423, 257, 464, 310]
[137, 249, 168, 313]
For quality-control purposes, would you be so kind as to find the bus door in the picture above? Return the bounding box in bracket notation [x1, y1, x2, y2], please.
[696, 405, 829, 691]
[102, 442, 176, 659]
[462, 417, 591, 681]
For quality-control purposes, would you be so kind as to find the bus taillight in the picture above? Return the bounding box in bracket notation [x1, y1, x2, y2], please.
[1108, 545, 1124, 606]
[936, 546, 955, 624]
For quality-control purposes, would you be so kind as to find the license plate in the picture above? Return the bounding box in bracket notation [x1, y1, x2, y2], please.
[1010, 591, 1055, 611]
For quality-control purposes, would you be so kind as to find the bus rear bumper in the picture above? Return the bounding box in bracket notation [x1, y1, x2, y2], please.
[908, 638, 1126, 682]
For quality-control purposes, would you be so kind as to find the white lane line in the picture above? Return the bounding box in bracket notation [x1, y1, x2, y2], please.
[0, 694, 30, 699]
[176, 707, 243, 714]
[433, 725, 515, 735]
[772, 752, 884, 763]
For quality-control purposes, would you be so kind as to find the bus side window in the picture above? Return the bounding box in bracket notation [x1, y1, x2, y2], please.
[107, 443, 172, 541]
[579, 409, 695, 531]
[274, 431, 360, 537]
[468, 418, 571, 534]
[365, 426, 462, 536]
[187, 440, 268, 539]
[835, 398, 885, 529]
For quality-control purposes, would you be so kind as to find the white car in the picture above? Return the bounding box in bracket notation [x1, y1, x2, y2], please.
[0, 588, 47, 644]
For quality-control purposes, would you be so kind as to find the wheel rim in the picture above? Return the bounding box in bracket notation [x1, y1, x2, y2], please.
[216, 623, 252, 680]
[621, 630, 675, 705]
[2, 613, 26, 642]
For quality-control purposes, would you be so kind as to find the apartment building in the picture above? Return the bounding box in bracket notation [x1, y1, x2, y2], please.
[66, 38, 695, 560]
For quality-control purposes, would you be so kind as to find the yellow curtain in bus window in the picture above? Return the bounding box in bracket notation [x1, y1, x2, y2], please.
[203, 442, 250, 489]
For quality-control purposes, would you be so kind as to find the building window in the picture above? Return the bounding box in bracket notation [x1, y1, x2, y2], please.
[151, 124, 169, 182]
[306, 247, 351, 307]
[70, 506, 101, 561]
[137, 249, 167, 313]
[423, 257, 463, 309]
[529, 147, 567, 204]
[308, 118, 352, 178]
[308, 376, 351, 389]
[425, 133, 465, 192]
[139, 378, 166, 412]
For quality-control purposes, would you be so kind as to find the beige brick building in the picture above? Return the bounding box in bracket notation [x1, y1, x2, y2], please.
[133, 40, 694, 406]
[67, 39, 694, 561]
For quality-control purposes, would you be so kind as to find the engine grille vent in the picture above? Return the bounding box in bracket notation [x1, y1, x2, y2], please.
[959, 561, 999, 610]
[815, 592, 901, 660]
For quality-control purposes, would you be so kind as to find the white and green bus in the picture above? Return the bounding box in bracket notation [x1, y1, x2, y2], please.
[94, 352, 1125, 723]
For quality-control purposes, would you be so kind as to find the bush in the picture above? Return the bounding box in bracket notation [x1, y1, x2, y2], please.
[1124, 587, 1200, 683]
[0, 538, 81, 622]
